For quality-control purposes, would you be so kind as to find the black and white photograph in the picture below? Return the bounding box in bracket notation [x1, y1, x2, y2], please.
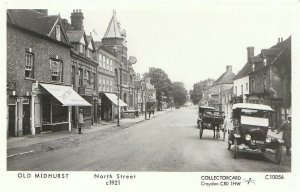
[2, 0, 300, 191]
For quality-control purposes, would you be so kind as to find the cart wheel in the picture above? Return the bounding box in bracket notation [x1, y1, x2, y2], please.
[199, 124, 203, 139]
[233, 138, 238, 159]
[274, 145, 282, 164]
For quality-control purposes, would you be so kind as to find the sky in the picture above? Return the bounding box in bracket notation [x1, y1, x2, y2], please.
[47, 1, 297, 91]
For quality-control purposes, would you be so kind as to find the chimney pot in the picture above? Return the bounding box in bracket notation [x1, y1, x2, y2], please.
[278, 38, 281, 43]
[281, 37, 283, 42]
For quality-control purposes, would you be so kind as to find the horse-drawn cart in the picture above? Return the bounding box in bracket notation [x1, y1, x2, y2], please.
[197, 106, 226, 140]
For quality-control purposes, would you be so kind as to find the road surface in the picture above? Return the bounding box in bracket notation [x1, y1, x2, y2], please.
[7, 107, 291, 171]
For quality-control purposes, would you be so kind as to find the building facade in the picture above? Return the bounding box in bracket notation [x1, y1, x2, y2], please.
[7, 9, 90, 137]
[209, 65, 235, 111]
[246, 37, 291, 128]
[64, 10, 98, 128]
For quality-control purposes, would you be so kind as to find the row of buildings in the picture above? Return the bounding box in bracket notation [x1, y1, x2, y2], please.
[201, 36, 291, 129]
[7, 9, 156, 137]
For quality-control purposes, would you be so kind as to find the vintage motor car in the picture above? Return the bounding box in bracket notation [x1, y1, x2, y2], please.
[197, 106, 226, 140]
[227, 103, 284, 164]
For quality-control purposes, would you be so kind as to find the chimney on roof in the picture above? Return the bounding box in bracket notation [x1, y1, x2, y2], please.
[34, 9, 48, 16]
[247, 47, 254, 63]
[226, 65, 232, 72]
[281, 37, 283, 42]
[71, 9, 84, 30]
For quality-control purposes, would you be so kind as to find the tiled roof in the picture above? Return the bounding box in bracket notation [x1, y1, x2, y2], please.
[103, 11, 124, 39]
[213, 70, 236, 86]
[66, 30, 85, 42]
[261, 48, 281, 57]
[7, 9, 58, 37]
[233, 62, 252, 80]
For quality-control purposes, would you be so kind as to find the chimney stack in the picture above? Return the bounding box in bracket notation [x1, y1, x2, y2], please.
[71, 9, 84, 30]
[247, 47, 254, 63]
[226, 65, 232, 72]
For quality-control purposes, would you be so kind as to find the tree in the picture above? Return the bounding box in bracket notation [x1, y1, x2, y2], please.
[190, 78, 215, 105]
[143, 67, 173, 110]
[172, 82, 187, 106]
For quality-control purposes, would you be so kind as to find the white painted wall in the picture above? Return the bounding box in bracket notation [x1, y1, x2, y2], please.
[233, 76, 249, 103]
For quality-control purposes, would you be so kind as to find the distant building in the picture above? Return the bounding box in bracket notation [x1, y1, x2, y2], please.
[209, 65, 235, 111]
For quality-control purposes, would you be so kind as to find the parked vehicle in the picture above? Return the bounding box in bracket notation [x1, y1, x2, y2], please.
[228, 103, 284, 164]
[197, 106, 226, 140]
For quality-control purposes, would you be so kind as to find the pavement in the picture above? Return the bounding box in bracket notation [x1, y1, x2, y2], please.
[7, 109, 171, 158]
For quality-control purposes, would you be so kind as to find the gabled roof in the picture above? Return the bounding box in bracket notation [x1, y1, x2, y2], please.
[103, 11, 124, 39]
[66, 30, 85, 43]
[233, 62, 252, 80]
[213, 70, 236, 86]
[8, 10, 56, 36]
[7, 9, 70, 44]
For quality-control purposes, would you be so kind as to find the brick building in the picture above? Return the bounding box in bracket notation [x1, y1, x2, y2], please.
[63, 10, 98, 128]
[246, 37, 291, 128]
[7, 9, 90, 137]
[101, 11, 137, 116]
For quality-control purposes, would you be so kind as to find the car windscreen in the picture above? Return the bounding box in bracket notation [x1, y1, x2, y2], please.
[240, 116, 269, 127]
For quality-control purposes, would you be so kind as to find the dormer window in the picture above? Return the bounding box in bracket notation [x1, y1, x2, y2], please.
[55, 25, 61, 41]
[263, 58, 267, 66]
[79, 44, 85, 55]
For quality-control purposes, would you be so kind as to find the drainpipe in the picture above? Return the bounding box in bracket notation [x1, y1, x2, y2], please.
[31, 92, 36, 135]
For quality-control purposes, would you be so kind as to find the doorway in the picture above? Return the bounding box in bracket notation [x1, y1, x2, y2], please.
[8, 105, 16, 137]
[23, 104, 30, 135]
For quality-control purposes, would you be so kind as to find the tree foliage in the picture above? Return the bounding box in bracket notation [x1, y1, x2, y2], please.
[172, 82, 188, 106]
[143, 67, 173, 109]
[190, 78, 215, 105]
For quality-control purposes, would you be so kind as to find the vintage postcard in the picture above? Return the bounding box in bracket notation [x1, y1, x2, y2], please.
[1, 0, 300, 191]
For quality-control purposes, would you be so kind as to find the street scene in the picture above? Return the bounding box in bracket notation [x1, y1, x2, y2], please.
[7, 106, 291, 171]
[6, 7, 292, 172]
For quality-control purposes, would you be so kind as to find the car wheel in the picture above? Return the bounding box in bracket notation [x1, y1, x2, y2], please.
[199, 124, 203, 139]
[233, 138, 238, 159]
[274, 145, 282, 164]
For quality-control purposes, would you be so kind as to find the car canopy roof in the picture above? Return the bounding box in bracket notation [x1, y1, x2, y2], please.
[232, 103, 274, 112]
[199, 106, 215, 110]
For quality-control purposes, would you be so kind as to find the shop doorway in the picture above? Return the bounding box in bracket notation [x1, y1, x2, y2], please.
[22, 104, 30, 135]
[8, 105, 16, 137]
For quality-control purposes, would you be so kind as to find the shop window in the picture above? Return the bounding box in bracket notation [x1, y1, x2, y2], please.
[25, 52, 34, 78]
[52, 99, 68, 123]
[42, 95, 51, 124]
[79, 68, 83, 87]
[79, 97, 92, 119]
[50, 59, 63, 82]
[55, 25, 61, 41]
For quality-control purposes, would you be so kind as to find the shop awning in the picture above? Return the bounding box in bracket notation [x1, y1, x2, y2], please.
[104, 93, 128, 107]
[40, 83, 92, 106]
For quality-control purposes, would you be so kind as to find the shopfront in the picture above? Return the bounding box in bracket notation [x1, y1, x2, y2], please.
[101, 93, 127, 121]
[39, 83, 91, 132]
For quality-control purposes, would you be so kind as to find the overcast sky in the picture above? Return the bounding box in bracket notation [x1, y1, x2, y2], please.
[48, 1, 296, 91]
